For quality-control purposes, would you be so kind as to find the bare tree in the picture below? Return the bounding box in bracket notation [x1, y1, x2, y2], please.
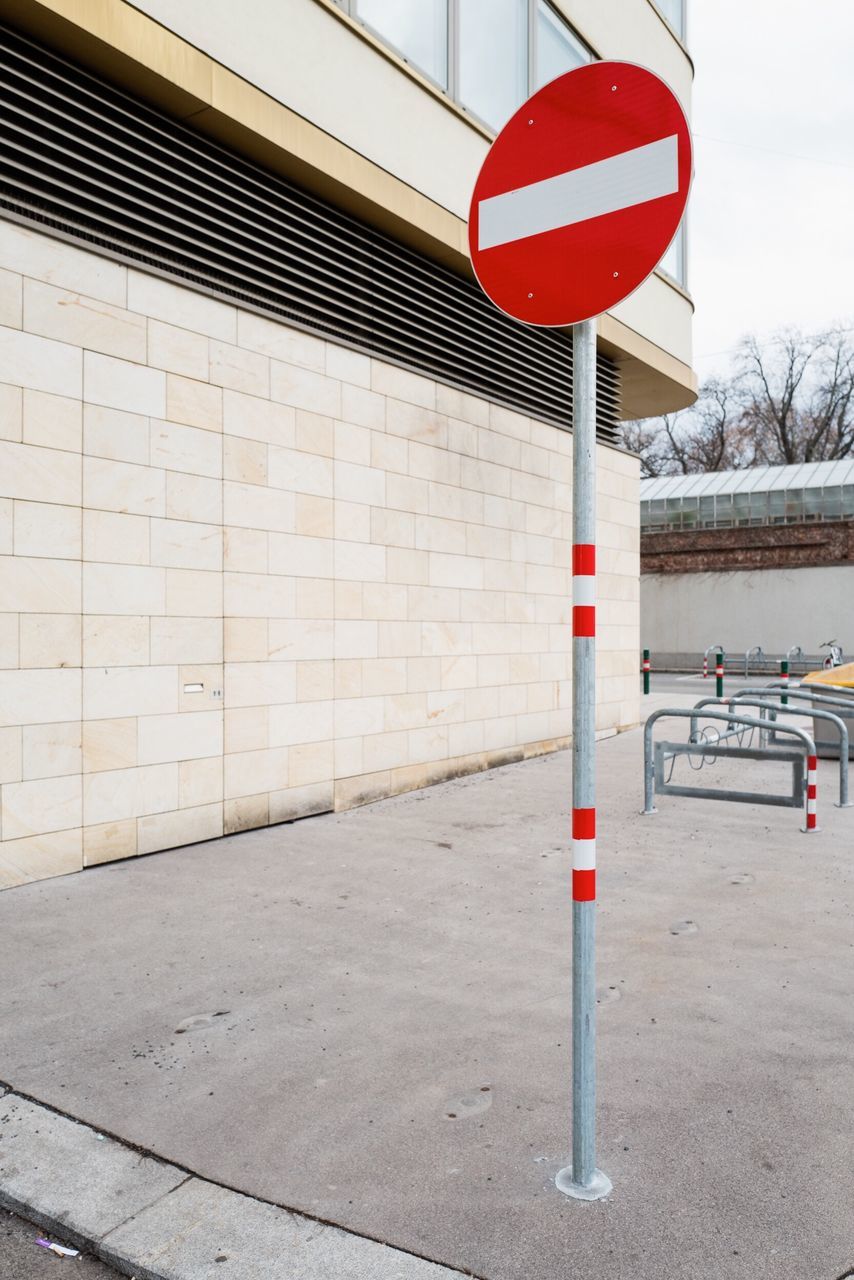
[619, 378, 754, 476]
[618, 415, 676, 477]
[619, 324, 854, 474]
[739, 326, 854, 464]
[669, 378, 756, 472]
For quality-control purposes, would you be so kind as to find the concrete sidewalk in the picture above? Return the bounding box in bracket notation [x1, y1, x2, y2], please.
[0, 1092, 463, 1280]
[0, 723, 851, 1280]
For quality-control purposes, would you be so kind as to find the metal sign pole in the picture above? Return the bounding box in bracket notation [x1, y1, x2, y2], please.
[556, 317, 612, 1201]
[467, 58, 690, 1208]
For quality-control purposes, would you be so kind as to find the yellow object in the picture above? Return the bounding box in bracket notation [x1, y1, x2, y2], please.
[803, 662, 854, 688]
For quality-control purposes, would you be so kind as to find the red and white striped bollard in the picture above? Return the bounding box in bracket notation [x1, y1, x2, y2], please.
[804, 754, 818, 832]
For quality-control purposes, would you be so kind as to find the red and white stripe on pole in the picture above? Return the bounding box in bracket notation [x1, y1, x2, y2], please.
[715, 660, 724, 679]
[573, 543, 595, 638]
[806, 754, 818, 832]
[642, 657, 650, 673]
[572, 806, 596, 901]
[702, 655, 708, 678]
[572, 541, 596, 900]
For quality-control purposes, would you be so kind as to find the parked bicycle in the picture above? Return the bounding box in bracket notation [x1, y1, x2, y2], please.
[821, 640, 844, 670]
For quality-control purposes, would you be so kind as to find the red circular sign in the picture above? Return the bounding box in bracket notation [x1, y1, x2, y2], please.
[468, 61, 692, 328]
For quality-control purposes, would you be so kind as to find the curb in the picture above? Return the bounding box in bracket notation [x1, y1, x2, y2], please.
[0, 1089, 473, 1280]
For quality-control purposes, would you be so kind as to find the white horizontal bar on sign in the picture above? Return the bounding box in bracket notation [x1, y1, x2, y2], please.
[478, 134, 679, 251]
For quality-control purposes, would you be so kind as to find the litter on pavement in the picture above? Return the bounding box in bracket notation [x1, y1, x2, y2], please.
[36, 1238, 80, 1257]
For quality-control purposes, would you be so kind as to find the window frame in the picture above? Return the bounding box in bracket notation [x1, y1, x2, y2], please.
[454, 0, 532, 133]
[657, 220, 688, 291]
[333, 0, 688, 289]
[348, 0, 451, 93]
[651, 0, 687, 43]
[335, 0, 594, 129]
[532, 0, 591, 93]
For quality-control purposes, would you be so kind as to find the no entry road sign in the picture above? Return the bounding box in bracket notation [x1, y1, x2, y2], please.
[468, 61, 692, 327]
[467, 60, 693, 1206]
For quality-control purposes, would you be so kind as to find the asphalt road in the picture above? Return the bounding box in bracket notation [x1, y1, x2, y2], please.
[0, 1211, 121, 1279]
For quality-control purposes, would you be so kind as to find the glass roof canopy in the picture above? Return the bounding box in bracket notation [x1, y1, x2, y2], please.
[641, 461, 854, 532]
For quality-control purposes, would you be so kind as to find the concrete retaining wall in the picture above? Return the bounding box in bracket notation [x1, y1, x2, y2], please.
[641, 564, 853, 657]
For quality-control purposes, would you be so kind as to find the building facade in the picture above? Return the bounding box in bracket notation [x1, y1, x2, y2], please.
[0, 0, 695, 889]
[640, 462, 854, 661]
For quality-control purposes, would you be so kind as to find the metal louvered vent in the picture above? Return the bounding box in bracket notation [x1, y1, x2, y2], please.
[0, 22, 621, 440]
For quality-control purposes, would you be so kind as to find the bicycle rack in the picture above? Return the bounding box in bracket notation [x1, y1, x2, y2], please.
[759, 681, 854, 724]
[747, 683, 854, 761]
[693, 695, 851, 808]
[744, 645, 764, 678]
[643, 707, 818, 832]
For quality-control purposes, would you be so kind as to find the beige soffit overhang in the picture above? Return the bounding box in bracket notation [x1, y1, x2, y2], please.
[1, 0, 698, 416]
[600, 313, 698, 418]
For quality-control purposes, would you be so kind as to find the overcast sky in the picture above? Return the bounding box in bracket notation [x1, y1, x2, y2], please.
[688, 0, 854, 380]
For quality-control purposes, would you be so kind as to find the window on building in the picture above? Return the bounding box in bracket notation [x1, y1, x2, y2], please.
[653, 0, 685, 40]
[711, 494, 731, 526]
[785, 489, 804, 520]
[820, 487, 843, 520]
[748, 491, 768, 524]
[344, 1, 593, 127]
[535, 0, 588, 87]
[344, 0, 687, 287]
[768, 491, 787, 523]
[699, 495, 716, 526]
[803, 489, 825, 521]
[665, 497, 682, 528]
[658, 222, 687, 288]
[353, 0, 449, 89]
[648, 499, 666, 529]
[458, 0, 528, 131]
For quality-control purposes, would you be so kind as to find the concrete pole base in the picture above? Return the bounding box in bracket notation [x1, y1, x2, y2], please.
[555, 1166, 613, 1201]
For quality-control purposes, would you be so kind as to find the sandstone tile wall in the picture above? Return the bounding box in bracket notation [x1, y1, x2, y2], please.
[0, 218, 639, 890]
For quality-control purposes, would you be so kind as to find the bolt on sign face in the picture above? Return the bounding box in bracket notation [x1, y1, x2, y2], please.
[468, 61, 693, 328]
